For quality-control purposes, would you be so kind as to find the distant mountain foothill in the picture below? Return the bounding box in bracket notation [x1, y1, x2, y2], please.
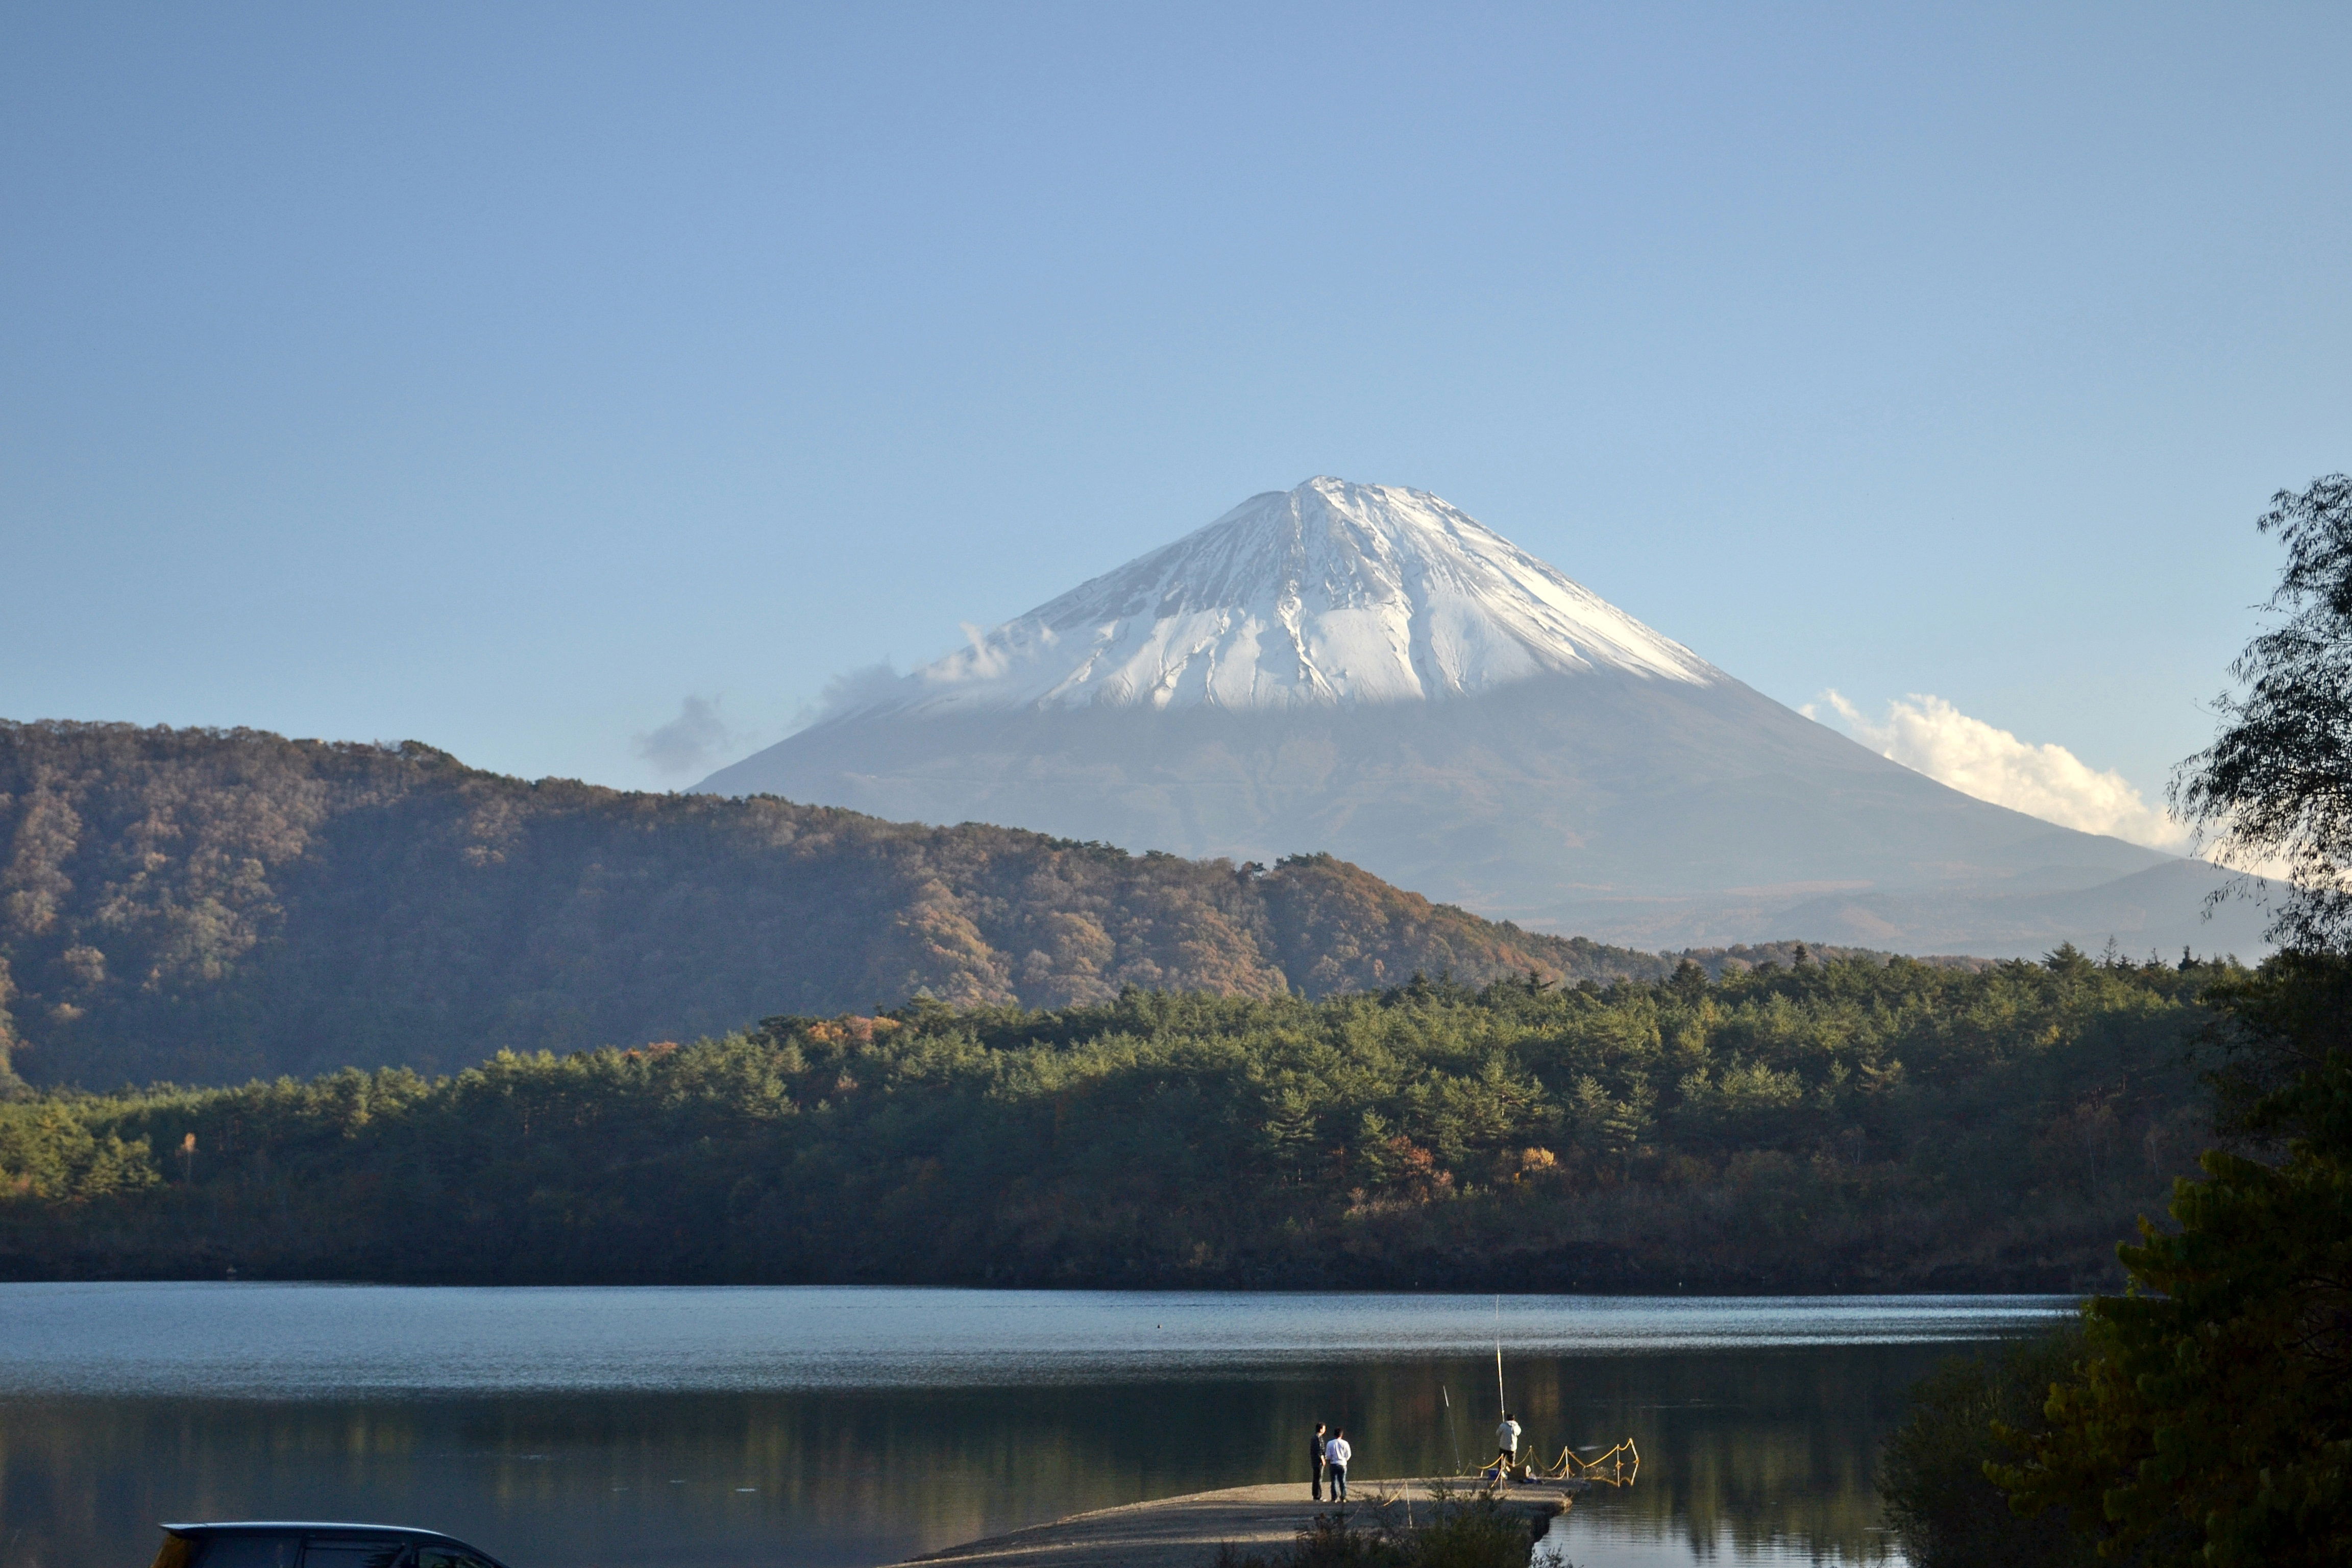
[0, 719, 1921, 1090]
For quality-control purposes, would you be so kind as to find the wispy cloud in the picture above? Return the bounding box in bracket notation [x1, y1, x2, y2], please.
[810, 662, 910, 723]
[633, 695, 736, 776]
[1804, 691, 2190, 851]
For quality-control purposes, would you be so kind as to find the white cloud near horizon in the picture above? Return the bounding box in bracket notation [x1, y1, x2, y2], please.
[1804, 691, 2192, 851]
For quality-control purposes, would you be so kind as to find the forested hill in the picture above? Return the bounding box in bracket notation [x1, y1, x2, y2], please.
[0, 952, 2223, 1290]
[0, 720, 1698, 1088]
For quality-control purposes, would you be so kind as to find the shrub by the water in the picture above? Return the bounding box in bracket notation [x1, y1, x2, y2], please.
[1878, 1325, 2098, 1568]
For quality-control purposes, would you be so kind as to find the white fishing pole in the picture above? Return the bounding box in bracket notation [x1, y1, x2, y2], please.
[1493, 1294, 1505, 1418]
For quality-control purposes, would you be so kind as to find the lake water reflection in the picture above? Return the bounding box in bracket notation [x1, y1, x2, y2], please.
[0, 1286, 2065, 1568]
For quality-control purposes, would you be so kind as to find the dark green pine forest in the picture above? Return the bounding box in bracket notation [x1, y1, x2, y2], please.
[1, 943, 2218, 1290]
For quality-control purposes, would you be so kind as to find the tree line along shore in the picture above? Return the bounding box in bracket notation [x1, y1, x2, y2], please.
[1, 948, 2214, 1289]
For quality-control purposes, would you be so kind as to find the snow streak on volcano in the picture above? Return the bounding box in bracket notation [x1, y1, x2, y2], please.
[852, 478, 1714, 718]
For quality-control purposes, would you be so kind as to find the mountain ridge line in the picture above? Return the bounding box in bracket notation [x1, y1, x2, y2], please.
[0, 717, 1981, 1091]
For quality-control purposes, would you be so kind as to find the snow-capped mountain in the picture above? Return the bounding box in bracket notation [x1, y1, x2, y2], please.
[701, 479, 2265, 958]
[855, 478, 1714, 717]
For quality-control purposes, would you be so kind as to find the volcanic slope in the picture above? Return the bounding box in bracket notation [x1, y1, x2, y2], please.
[701, 478, 2262, 956]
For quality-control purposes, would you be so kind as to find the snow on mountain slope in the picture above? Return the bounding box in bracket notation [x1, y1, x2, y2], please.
[699, 476, 2248, 957]
[851, 477, 1717, 718]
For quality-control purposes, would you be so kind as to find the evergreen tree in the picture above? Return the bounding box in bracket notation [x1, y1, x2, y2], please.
[1991, 989, 2352, 1564]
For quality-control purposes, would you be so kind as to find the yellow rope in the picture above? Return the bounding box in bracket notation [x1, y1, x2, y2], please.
[1533, 1438, 1640, 1486]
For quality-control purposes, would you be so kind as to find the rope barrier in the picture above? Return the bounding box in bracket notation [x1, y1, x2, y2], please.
[1535, 1438, 1640, 1486]
[1465, 1437, 1639, 1487]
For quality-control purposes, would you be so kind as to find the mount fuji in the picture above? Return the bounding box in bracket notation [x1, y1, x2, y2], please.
[699, 478, 2264, 957]
[830, 478, 1717, 713]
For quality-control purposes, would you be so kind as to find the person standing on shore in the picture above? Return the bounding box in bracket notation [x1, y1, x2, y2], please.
[1309, 1422, 1328, 1500]
[1493, 1412, 1521, 1481]
[1326, 1428, 1352, 1502]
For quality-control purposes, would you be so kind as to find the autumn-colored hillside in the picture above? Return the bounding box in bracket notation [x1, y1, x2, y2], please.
[0, 720, 1676, 1086]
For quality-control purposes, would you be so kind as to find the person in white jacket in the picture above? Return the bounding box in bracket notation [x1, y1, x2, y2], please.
[1325, 1428, 1352, 1501]
[1493, 1413, 1522, 1480]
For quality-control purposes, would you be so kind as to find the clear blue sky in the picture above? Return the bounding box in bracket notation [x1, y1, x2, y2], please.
[5, 3, 2347, 800]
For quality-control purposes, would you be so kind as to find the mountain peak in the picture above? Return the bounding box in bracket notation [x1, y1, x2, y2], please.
[843, 478, 1717, 718]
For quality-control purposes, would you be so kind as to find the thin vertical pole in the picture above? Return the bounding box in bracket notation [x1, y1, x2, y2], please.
[1493, 1295, 1506, 1417]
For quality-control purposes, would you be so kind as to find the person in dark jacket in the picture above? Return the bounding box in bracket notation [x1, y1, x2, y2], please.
[1309, 1422, 1328, 1500]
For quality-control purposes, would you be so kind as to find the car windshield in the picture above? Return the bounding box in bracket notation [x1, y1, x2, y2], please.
[173, 1538, 302, 1568]
[302, 1540, 411, 1568]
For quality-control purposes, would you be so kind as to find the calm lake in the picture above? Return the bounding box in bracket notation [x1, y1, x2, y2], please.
[0, 1285, 2067, 1568]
